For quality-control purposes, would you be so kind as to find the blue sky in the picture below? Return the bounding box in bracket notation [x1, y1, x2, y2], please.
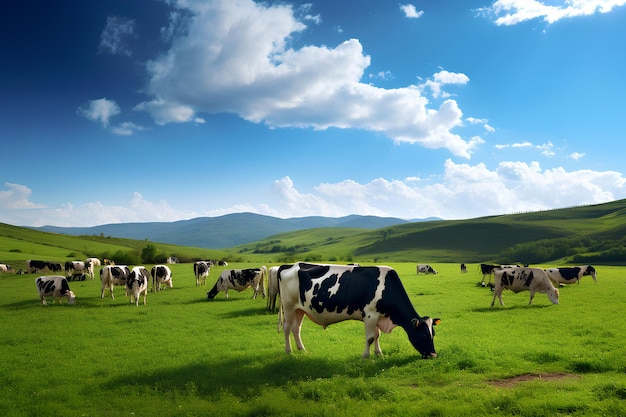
[1, 0, 625, 227]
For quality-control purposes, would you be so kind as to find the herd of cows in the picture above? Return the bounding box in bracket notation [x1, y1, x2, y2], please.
[1, 258, 598, 359]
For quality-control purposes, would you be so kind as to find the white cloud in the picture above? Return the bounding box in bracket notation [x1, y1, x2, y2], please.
[99, 16, 136, 56]
[4, 162, 626, 227]
[111, 121, 146, 136]
[420, 70, 470, 99]
[400, 4, 425, 19]
[479, 0, 626, 26]
[570, 152, 586, 160]
[78, 98, 120, 127]
[136, 0, 479, 158]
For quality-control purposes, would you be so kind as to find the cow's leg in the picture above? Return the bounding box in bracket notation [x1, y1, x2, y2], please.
[225, 289, 229, 299]
[291, 310, 306, 352]
[142, 289, 147, 305]
[363, 320, 382, 358]
[528, 290, 535, 305]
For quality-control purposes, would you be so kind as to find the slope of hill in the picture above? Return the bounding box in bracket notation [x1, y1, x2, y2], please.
[34, 213, 413, 249]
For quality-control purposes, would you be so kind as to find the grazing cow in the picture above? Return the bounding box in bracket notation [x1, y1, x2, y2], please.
[267, 266, 281, 312]
[480, 263, 499, 286]
[65, 261, 93, 281]
[460, 263, 467, 274]
[48, 262, 62, 273]
[35, 275, 76, 305]
[100, 265, 131, 299]
[0, 263, 13, 273]
[206, 266, 267, 300]
[278, 262, 440, 358]
[26, 260, 49, 274]
[492, 267, 559, 307]
[150, 265, 173, 292]
[194, 261, 211, 286]
[103, 258, 115, 265]
[86, 257, 101, 267]
[166, 256, 178, 264]
[126, 266, 150, 306]
[545, 265, 597, 286]
[416, 264, 438, 275]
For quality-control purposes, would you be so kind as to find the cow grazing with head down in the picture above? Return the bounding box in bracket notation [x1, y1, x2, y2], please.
[26, 260, 49, 274]
[278, 262, 440, 359]
[150, 265, 173, 292]
[492, 267, 559, 307]
[100, 265, 130, 299]
[126, 266, 150, 306]
[0, 263, 13, 273]
[65, 261, 93, 281]
[206, 266, 267, 300]
[544, 265, 597, 286]
[35, 275, 76, 305]
[194, 261, 210, 286]
[417, 264, 437, 275]
[460, 263, 467, 274]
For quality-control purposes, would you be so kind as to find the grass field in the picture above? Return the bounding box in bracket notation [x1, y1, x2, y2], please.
[1, 262, 625, 416]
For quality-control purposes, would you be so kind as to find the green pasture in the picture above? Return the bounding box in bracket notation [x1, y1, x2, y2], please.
[1, 262, 625, 416]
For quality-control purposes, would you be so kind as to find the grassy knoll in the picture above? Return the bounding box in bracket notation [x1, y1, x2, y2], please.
[1, 262, 625, 416]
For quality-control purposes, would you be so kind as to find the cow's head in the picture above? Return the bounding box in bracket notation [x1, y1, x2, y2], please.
[409, 317, 440, 359]
[67, 291, 76, 305]
[584, 265, 597, 282]
[547, 287, 559, 304]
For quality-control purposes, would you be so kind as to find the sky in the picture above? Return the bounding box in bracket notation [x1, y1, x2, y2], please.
[1, 0, 626, 227]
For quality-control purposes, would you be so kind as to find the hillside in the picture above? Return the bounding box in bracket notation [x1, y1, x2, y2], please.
[34, 213, 413, 249]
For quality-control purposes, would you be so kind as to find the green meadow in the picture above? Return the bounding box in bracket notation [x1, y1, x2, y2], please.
[1, 261, 625, 416]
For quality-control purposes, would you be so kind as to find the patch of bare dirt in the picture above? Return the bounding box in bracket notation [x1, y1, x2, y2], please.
[489, 372, 579, 388]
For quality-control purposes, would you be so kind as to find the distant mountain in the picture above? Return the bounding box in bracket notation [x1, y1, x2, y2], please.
[33, 213, 432, 249]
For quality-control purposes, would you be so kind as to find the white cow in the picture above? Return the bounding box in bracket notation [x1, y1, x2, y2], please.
[65, 261, 93, 280]
[545, 265, 597, 286]
[492, 267, 559, 307]
[194, 261, 210, 286]
[35, 275, 76, 305]
[0, 263, 12, 273]
[86, 257, 101, 267]
[126, 266, 150, 306]
[150, 265, 173, 292]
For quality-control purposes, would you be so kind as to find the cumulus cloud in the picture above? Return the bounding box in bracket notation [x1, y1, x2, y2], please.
[570, 152, 586, 160]
[4, 161, 626, 227]
[78, 98, 120, 127]
[99, 16, 136, 56]
[135, 0, 479, 158]
[400, 4, 424, 18]
[478, 0, 626, 26]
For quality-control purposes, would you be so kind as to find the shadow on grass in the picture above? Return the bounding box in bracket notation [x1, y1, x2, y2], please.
[102, 353, 421, 398]
[472, 304, 555, 313]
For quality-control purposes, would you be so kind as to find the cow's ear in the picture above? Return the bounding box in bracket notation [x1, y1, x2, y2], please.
[433, 318, 441, 326]
[411, 318, 419, 328]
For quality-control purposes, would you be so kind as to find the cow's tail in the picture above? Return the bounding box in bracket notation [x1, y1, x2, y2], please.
[277, 299, 284, 333]
[260, 265, 268, 298]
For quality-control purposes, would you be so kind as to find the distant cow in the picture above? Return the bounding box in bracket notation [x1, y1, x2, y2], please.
[35, 275, 76, 305]
[194, 261, 211, 286]
[100, 265, 131, 299]
[206, 266, 267, 300]
[480, 263, 499, 285]
[166, 257, 178, 264]
[492, 267, 559, 307]
[48, 262, 62, 272]
[0, 263, 13, 273]
[86, 257, 101, 267]
[26, 260, 49, 274]
[126, 266, 150, 306]
[267, 265, 281, 312]
[545, 265, 597, 286]
[460, 263, 467, 273]
[278, 262, 440, 358]
[65, 261, 93, 281]
[416, 264, 438, 275]
[150, 265, 173, 292]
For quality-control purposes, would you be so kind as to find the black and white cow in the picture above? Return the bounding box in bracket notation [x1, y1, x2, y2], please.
[0, 263, 13, 273]
[100, 265, 131, 299]
[150, 265, 173, 292]
[206, 266, 267, 300]
[194, 261, 210, 286]
[48, 262, 62, 273]
[65, 261, 93, 281]
[492, 267, 559, 307]
[126, 266, 150, 306]
[166, 256, 178, 264]
[416, 264, 438, 275]
[35, 275, 76, 305]
[277, 262, 440, 358]
[479, 263, 499, 286]
[86, 257, 101, 267]
[544, 265, 597, 286]
[26, 260, 49, 274]
[460, 263, 467, 273]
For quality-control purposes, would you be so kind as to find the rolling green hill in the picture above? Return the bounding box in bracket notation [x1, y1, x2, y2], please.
[3, 199, 626, 267]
